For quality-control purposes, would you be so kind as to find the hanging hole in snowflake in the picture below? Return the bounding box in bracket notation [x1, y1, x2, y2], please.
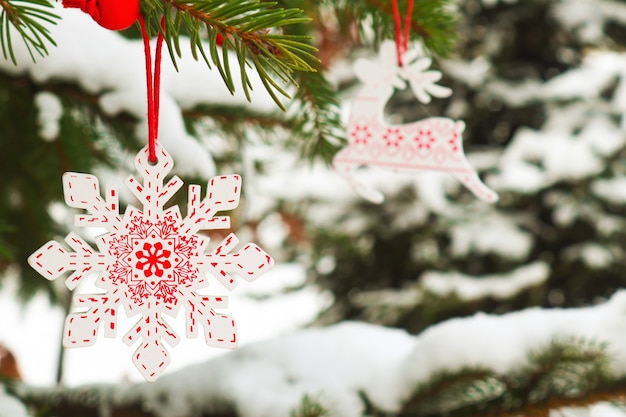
[148, 157, 159, 166]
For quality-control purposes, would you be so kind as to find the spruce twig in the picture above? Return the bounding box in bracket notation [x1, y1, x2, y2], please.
[398, 336, 615, 417]
[141, 0, 319, 110]
[0, 0, 57, 64]
[318, 0, 457, 56]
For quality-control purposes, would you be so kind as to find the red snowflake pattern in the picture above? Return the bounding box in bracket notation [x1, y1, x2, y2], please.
[448, 130, 460, 152]
[350, 123, 372, 145]
[414, 128, 436, 150]
[383, 128, 404, 147]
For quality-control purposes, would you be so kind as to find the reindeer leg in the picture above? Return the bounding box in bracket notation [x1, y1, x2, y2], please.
[333, 150, 385, 204]
[452, 169, 499, 203]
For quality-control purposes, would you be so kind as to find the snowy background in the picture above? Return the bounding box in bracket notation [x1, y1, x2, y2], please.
[0, 0, 624, 384]
[0, 263, 330, 386]
[3, 0, 626, 416]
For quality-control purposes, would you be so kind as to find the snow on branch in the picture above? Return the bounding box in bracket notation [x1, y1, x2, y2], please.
[0, 4, 279, 179]
[420, 261, 549, 301]
[18, 291, 626, 417]
[352, 262, 550, 312]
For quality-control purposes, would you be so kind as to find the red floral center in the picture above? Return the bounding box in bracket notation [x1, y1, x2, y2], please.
[383, 128, 404, 147]
[135, 242, 172, 278]
[351, 124, 372, 144]
[414, 129, 436, 149]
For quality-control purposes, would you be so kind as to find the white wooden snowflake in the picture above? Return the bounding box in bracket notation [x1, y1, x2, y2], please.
[28, 144, 274, 381]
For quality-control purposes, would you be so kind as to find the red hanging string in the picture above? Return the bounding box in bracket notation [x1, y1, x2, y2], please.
[154, 20, 165, 140]
[404, 0, 414, 53]
[390, 0, 415, 66]
[138, 16, 165, 163]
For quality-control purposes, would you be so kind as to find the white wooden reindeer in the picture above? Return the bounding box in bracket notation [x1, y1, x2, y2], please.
[333, 41, 498, 203]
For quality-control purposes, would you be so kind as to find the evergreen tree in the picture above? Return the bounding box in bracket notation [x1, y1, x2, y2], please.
[2, 0, 626, 416]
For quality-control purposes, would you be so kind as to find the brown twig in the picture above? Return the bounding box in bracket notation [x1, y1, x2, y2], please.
[164, 1, 285, 57]
[0, 0, 21, 27]
[481, 385, 626, 417]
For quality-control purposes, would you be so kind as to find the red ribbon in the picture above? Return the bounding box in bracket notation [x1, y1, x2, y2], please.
[64, 0, 161, 163]
[390, 0, 415, 66]
[138, 17, 165, 164]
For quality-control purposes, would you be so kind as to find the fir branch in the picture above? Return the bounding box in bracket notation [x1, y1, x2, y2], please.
[141, 0, 319, 111]
[523, 336, 612, 403]
[402, 368, 505, 416]
[318, 0, 457, 56]
[183, 104, 289, 128]
[398, 336, 614, 417]
[288, 69, 346, 164]
[0, 0, 57, 64]
[13, 334, 626, 417]
[268, 1, 347, 164]
[479, 388, 626, 417]
[290, 394, 331, 417]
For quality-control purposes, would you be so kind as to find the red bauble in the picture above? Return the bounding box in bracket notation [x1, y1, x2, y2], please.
[63, 0, 139, 31]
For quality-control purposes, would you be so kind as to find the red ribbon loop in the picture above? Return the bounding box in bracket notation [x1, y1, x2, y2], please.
[390, 0, 415, 67]
[138, 16, 165, 164]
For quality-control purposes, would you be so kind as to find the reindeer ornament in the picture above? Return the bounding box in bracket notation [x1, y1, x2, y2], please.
[333, 41, 498, 203]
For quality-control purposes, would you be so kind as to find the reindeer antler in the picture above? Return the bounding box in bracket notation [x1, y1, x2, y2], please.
[400, 53, 452, 104]
[352, 40, 451, 103]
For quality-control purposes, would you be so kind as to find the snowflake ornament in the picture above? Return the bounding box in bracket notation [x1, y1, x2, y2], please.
[333, 40, 498, 204]
[28, 144, 274, 381]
